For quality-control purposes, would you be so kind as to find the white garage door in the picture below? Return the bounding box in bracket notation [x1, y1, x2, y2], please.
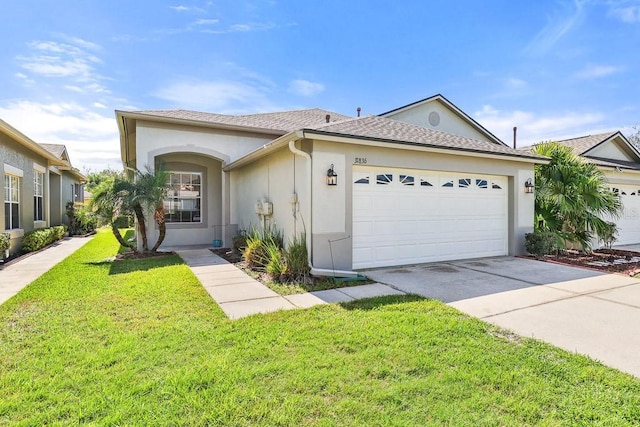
[610, 185, 640, 245]
[352, 166, 508, 269]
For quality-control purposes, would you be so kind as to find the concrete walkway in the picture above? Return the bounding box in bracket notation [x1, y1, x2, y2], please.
[175, 248, 404, 319]
[0, 236, 92, 305]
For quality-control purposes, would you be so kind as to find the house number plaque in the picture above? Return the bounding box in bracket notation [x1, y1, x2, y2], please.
[354, 157, 368, 164]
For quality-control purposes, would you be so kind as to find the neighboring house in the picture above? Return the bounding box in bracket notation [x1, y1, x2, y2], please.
[554, 131, 640, 246]
[1, 119, 86, 255]
[116, 94, 546, 271]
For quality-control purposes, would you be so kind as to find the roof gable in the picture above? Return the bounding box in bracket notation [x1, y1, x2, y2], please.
[40, 143, 70, 162]
[379, 94, 505, 146]
[556, 131, 640, 163]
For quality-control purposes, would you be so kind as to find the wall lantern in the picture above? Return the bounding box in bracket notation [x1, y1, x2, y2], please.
[327, 164, 338, 186]
[524, 178, 534, 194]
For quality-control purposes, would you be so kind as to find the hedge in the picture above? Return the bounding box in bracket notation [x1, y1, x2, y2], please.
[22, 226, 67, 253]
[0, 232, 9, 253]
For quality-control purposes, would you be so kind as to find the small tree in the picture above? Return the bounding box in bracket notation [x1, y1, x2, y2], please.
[532, 141, 622, 251]
[89, 177, 136, 251]
[133, 165, 170, 252]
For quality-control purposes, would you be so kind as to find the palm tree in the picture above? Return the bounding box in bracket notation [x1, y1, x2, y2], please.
[132, 165, 170, 252]
[89, 177, 137, 251]
[532, 141, 622, 251]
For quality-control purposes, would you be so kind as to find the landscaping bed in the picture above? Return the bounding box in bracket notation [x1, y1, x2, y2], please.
[211, 248, 371, 294]
[535, 248, 640, 276]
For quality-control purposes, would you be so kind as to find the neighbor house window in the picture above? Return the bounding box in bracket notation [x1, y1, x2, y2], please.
[164, 172, 202, 223]
[4, 174, 20, 230]
[34, 171, 44, 221]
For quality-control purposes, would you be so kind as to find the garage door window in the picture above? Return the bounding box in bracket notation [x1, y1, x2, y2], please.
[399, 174, 414, 185]
[420, 178, 433, 187]
[376, 174, 393, 185]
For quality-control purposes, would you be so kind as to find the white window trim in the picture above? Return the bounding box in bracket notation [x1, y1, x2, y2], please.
[33, 163, 46, 173]
[165, 171, 203, 224]
[4, 174, 22, 231]
[4, 164, 23, 177]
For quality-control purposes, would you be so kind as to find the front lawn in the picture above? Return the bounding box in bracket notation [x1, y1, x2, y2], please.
[1, 230, 639, 425]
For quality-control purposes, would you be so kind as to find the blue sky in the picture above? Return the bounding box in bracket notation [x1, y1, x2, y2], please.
[2, 0, 640, 171]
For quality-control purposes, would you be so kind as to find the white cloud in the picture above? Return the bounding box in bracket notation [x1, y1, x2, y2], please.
[93, 102, 107, 109]
[475, 104, 605, 146]
[153, 79, 281, 112]
[16, 38, 108, 93]
[575, 64, 622, 79]
[608, 5, 640, 23]
[288, 79, 325, 97]
[506, 77, 528, 89]
[194, 19, 219, 25]
[0, 101, 121, 171]
[526, 0, 586, 55]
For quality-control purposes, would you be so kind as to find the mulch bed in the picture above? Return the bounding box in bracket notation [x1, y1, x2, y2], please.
[534, 248, 640, 276]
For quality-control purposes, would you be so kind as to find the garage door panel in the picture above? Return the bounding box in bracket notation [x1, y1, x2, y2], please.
[353, 167, 508, 269]
[608, 186, 640, 245]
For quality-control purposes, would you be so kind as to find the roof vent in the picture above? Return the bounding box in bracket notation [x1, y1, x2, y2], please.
[356, 107, 361, 117]
[325, 114, 330, 123]
[428, 111, 440, 126]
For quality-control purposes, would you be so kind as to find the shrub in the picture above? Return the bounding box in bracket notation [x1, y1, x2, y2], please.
[242, 225, 284, 270]
[525, 231, 557, 256]
[22, 226, 67, 253]
[284, 233, 310, 282]
[113, 215, 133, 229]
[232, 230, 247, 254]
[599, 222, 618, 249]
[265, 240, 286, 280]
[67, 203, 97, 235]
[0, 232, 9, 254]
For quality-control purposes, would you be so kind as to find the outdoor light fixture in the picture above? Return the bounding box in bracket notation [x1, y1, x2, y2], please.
[326, 164, 338, 186]
[524, 178, 534, 194]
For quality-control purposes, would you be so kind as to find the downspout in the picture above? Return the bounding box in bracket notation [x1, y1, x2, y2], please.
[288, 139, 359, 278]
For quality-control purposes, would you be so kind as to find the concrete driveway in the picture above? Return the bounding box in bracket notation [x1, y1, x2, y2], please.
[365, 257, 640, 378]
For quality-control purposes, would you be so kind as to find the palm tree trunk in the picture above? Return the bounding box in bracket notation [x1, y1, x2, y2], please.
[112, 224, 136, 251]
[150, 207, 166, 252]
[132, 203, 148, 251]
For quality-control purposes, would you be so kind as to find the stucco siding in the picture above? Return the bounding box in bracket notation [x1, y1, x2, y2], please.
[148, 153, 224, 248]
[136, 120, 274, 167]
[309, 139, 535, 270]
[0, 134, 50, 254]
[231, 147, 308, 246]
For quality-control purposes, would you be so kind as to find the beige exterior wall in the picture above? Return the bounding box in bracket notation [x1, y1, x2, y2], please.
[133, 121, 274, 249]
[230, 137, 536, 271]
[230, 146, 310, 245]
[307, 139, 535, 270]
[384, 100, 492, 142]
[136, 120, 275, 168]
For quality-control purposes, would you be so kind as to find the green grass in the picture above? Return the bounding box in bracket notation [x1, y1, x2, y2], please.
[1, 230, 640, 425]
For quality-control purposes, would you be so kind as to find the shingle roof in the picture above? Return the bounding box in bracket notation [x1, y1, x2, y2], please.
[39, 143, 67, 159]
[303, 115, 546, 160]
[554, 132, 618, 155]
[584, 156, 640, 171]
[130, 108, 352, 133]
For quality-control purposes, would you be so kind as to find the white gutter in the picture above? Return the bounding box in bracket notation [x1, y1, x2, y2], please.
[288, 138, 360, 278]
